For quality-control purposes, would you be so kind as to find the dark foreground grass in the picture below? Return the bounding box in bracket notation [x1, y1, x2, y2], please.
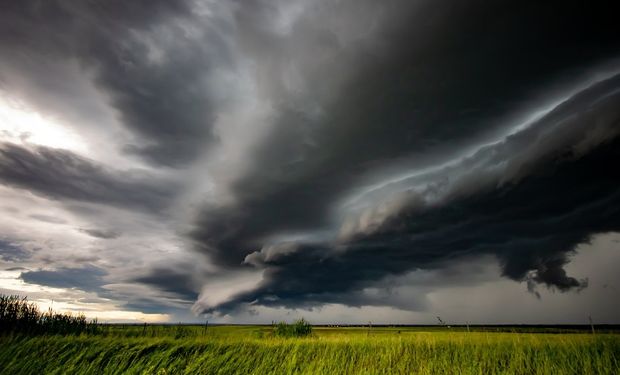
[0, 295, 98, 335]
[1, 327, 619, 374]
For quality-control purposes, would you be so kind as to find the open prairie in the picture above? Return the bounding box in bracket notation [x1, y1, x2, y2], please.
[1, 325, 619, 374]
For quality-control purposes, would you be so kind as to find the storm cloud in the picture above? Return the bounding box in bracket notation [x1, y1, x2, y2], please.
[20, 266, 108, 293]
[190, 0, 620, 265]
[0, 0, 233, 166]
[1, 0, 619, 322]
[188, 1, 620, 313]
[0, 142, 175, 213]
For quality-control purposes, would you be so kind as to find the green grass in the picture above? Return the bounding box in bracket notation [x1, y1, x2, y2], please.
[1, 326, 618, 374]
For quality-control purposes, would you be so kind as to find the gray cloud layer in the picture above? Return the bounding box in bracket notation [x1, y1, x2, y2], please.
[0, 239, 28, 262]
[0, 0, 231, 166]
[21, 265, 108, 293]
[0, 143, 175, 213]
[1, 0, 619, 320]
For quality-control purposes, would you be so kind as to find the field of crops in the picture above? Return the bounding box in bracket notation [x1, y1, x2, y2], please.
[1, 325, 618, 374]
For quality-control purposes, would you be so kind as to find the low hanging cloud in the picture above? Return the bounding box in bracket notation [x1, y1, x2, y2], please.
[132, 268, 201, 303]
[193, 71, 620, 314]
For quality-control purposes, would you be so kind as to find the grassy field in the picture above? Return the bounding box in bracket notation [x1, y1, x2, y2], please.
[1, 326, 619, 374]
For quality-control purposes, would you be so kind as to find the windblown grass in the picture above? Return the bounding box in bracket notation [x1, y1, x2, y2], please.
[274, 318, 313, 337]
[1, 326, 618, 374]
[1, 296, 617, 374]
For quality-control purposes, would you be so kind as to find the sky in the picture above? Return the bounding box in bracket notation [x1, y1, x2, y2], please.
[0, 0, 619, 324]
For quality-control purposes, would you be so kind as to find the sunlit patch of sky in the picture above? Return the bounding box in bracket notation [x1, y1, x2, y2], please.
[0, 93, 86, 153]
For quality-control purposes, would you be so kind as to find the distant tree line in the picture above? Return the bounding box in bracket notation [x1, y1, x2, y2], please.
[0, 295, 98, 335]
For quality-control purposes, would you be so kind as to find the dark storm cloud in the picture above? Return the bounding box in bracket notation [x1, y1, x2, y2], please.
[206, 138, 620, 314]
[2, 0, 620, 320]
[0, 143, 175, 212]
[122, 298, 196, 315]
[196, 68, 620, 314]
[191, 0, 620, 268]
[132, 268, 200, 302]
[0, 0, 229, 166]
[20, 265, 107, 293]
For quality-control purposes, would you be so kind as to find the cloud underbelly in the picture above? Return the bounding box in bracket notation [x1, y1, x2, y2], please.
[195, 72, 620, 314]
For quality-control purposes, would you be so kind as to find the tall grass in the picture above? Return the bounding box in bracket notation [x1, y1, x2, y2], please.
[274, 318, 313, 337]
[0, 330, 618, 374]
[0, 295, 98, 335]
[1, 296, 618, 373]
